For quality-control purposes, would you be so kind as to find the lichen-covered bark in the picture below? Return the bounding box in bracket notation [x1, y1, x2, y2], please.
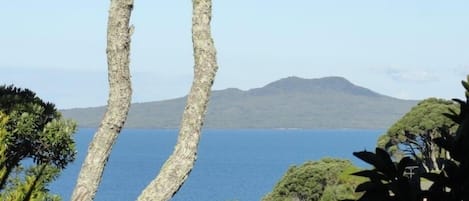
[71, 0, 133, 200]
[137, 0, 218, 200]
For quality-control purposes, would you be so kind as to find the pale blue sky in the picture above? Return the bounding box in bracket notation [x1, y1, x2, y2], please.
[2, 1, 469, 109]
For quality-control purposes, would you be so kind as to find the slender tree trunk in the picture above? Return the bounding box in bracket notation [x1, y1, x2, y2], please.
[430, 143, 440, 172]
[422, 164, 430, 174]
[137, 0, 218, 200]
[71, 0, 133, 200]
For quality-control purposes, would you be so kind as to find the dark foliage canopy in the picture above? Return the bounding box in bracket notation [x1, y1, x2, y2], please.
[350, 76, 469, 201]
[0, 85, 76, 169]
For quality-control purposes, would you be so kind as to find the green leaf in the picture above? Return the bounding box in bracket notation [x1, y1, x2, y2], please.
[462, 80, 469, 92]
[353, 151, 379, 168]
[396, 157, 416, 176]
[433, 137, 453, 152]
[421, 172, 448, 185]
[355, 181, 382, 192]
[375, 148, 396, 179]
[356, 188, 390, 201]
[352, 170, 387, 181]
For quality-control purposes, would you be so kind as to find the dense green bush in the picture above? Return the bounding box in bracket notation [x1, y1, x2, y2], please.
[349, 76, 469, 201]
[377, 98, 458, 172]
[263, 158, 364, 201]
[0, 85, 77, 200]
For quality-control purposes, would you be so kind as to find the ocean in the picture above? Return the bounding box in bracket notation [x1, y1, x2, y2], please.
[49, 128, 382, 201]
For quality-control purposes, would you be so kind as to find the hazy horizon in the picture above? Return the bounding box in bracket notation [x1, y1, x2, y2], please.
[60, 75, 421, 110]
[2, 1, 468, 108]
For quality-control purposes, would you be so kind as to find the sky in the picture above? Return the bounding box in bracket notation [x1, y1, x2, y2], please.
[2, 1, 469, 109]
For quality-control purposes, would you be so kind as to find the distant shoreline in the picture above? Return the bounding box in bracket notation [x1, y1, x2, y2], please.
[76, 127, 386, 131]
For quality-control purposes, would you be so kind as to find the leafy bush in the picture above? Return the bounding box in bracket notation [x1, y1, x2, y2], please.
[377, 98, 458, 172]
[349, 76, 469, 201]
[263, 158, 363, 201]
[0, 85, 77, 200]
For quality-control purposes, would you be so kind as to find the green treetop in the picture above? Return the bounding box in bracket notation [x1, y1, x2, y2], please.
[0, 85, 77, 200]
[349, 75, 469, 201]
[263, 158, 364, 201]
[377, 98, 458, 172]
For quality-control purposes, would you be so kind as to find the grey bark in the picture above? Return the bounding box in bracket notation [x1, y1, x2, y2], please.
[71, 0, 133, 200]
[137, 0, 218, 200]
[430, 139, 440, 172]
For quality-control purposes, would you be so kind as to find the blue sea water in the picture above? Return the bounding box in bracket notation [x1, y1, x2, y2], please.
[49, 128, 382, 201]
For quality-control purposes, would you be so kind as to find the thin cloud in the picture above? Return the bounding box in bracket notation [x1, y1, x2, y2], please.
[453, 66, 469, 77]
[386, 68, 439, 82]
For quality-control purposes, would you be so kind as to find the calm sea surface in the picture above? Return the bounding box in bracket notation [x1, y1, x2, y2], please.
[49, 128, 382, 201]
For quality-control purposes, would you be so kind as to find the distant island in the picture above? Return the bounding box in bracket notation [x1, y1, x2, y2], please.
[61, 76, 418, 129]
